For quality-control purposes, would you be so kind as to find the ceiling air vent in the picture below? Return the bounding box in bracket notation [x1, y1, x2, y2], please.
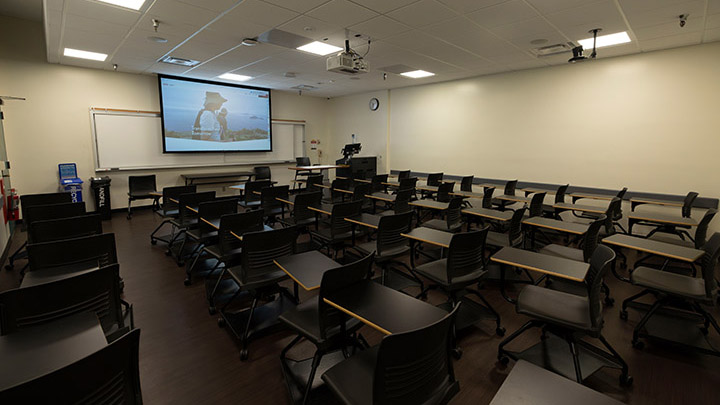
[531, 43, 572, 57]
[160, 56, 200, 67]
[291, 85, 316, 91]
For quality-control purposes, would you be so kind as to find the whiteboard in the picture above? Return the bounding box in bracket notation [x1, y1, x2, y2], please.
[90, 109, 303, 171]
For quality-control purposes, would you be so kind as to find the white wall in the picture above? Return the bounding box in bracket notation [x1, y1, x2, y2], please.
[0, 15, 331, 211]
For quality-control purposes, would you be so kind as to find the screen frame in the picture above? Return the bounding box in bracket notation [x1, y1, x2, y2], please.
[157, 74, 273, 154]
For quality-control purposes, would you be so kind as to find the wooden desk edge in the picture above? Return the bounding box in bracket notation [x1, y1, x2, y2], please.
[522, 220, 587, 235]
[345, 217, 378, 229]
[230, 231, 243, 241]
[200, 217, 218, 229]
[490, 256, 585, 283]
[627, 214, 697, 226]
[602, 239, 702, 263]
[274, 260, 317, 291]
[400, 232, 450, 248]
[322, 297, 392, 335]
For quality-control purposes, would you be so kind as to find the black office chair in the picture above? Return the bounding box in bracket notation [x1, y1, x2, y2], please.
[207, 210, 266, 314]
[0, 328, 142, 403]
[238, 180, 272, 210]
[355, 212, 415, 289]
[542, 184, 569, 218]
[493, 179, 521, 210]
[422, 172, 443, 199]
[435, 181, 455, 203]
[498, 245, 632, 386]
[351, 182, 373, 212]
[323, 178, 352, 204]
[19, 192, 73, 231]
[260, 185, 289, 224]
[28, 214, 102, 244]
[219, 226, 298, 360]
[184, 199, 238, 285]
[486, 208, 526, 251]
[640, 191, 700, 241]
[280, 191, 322, 232]
[481, 186, 495, 209]
[423, 197, 463, 233]
[294, 157, 313, 189]
[648, 208, 717, 249]
[253, 165, 271, 181]
[370, 174, 389, 193]
[310, 201, 363, 259]
[27, 232, 117, 273]
[378, 188, 415, 217]
[322, 305, 460, 405]
[460, 176, 474, 192]
[394, 177, 418, 196]
[396, 170, 411, 180]
[305, 174, 324, 192]
[279, 253, 374, 405]
[0, 264, 132, 342]
[621, 232, 720, 352]
[526, 192, 546, 218]
[127, 174, 160, 219]
[150, 185, 197, 245]
[413, 227, 504, 340]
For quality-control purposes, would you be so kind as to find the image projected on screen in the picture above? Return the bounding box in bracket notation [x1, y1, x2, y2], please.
[159, 75, 272, 153]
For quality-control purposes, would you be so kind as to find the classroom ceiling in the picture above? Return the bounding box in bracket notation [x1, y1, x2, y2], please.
[20, 1, 720, 96]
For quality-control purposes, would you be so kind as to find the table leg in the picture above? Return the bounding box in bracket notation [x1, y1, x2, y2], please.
[499, 264, 517, 304]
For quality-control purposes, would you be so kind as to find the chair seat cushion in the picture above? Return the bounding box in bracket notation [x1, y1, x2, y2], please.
[355, 241, 409, 261]
[423, 219, 462, 233]
[186, 229, 217, 243]
[279, 297, 362, 346]
[414, 259, 486, 287]
[280, 216, 316, 227]
[486, 231, 508, 248]
[539, 244, 584, 262]
[128, 191, 158, 199]
[322, 346, 378, 405]
[310, 228, 357, 244]
[631, 266, 708, 301]
[204, 244, 242, 261]
[226, 265, 288, 288]
[516, 285, 592, 330]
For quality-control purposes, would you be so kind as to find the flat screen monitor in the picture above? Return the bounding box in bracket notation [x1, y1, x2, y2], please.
[158, 74, 272, 153]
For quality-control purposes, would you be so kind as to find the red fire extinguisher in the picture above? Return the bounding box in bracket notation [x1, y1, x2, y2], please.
[7, 188, 19, 222]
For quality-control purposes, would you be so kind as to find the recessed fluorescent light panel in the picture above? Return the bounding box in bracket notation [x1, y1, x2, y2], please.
[63, 48, 107, 61]
[97, 0, 146, 10]
[577, 31, 631, 49]
[219, 73, 252, 82]
[297, 41, 343, 56]
[400, 70, 435, 79]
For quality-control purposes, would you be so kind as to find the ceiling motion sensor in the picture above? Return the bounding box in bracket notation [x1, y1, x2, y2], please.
[241, 38, 259, 46]
[569, 28, 601, 63]
[147, 19, 168, 43]
[679, 14, 689, 28]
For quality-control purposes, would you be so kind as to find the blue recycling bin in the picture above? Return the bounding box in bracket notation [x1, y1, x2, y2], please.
[58, 163, 83, 203]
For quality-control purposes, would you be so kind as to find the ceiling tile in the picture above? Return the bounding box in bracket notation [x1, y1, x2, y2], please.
[525, 0, 601, 15]
[634, 16, 704, 41]
[64, 13, 132, 36]
[466, 0, 540, 29]
[147, 0, 219, 27]
[278, 15, 343, 41]
[62, 28, 123, 54]
[348, 0, 420, 14]
[424, 17, 512, 57]
[703, 28, 720, 42]
[261, 0, 331, 13]
[639, 31, 702, 51]
[490, 17, 562, 40]
[211, 0, 298, 29]
[66, 0, 141, 25]
[307, 0, 380, 28]
[175, 0, 238, 13]
[710, 0, 720, 15]
[622, 0, 706, 29]
[505, 59, 547, 70]
[546, 0, 628, 39]
[386, 0, 457, 28]
[436, 0, 506, 14]
[707, 13, 720, 29]
[349, 15, 412, 39]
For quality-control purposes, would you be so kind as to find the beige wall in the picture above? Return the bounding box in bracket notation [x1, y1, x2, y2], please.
[0, 16, 331, 211]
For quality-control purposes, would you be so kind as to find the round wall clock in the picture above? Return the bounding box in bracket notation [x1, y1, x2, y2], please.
[369, 98, 379, 111]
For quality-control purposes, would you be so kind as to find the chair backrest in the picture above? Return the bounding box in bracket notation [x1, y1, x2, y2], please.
[426, 173, 443, 187]
[306, 174, 324, 191]
[397, 170, 411, 180]
[527, 192, 546, 218]
[460, 176, 474, 192]
[508, 208, 526, 247]
[0, 328, 142, 404]
[447, 227, 489, 282]
[296, 157, 311, 166]
[178, 191, 216, 225]
[27, 233, 118, 273]
[253, 166, 271, 181]
[0, 264, 124, 335]
[436, 182, 455, 203]
[585, 245, 616, 331]
[699, 232, 720, 299]
[371, 174, 389, 193]
[197, 199, 237, 237]
[582, 215, 607, 263]
[398, 177, 418, 190]
[444, 197, 463, 230]
[693, 209, 718, 249]
[352, 183, 372, 203]
[292, 191, 322, 221]
[161, 185, 196, 215]
[244, 181, 272, 204]
[504, 180, 518, 196]
[482, 186, 495, 209]
[393, 188, 415, 215]
[218, 210, 265, 255]
[261, 185, 289, 213]
[24, 202, 86, 229]
[128, 175, 156, 193]
[239, 226, 297, 284]
[376, 212, 412, 257]
[604, 197, 622, 234]
[20, 192, 72, 223]
[373, 305, 460, 405]
[330, 178, 352, 201]
[682, 191, 699, 218]
[330, 201, 363, 238]
[28, 214, 102, 245]
[318, 253, 374, 339]
[554, 184, 569, 204]
[616, 187, 628, 199]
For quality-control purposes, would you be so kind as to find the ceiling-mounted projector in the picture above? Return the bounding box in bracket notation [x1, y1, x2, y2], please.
[327, 40, 368, 75]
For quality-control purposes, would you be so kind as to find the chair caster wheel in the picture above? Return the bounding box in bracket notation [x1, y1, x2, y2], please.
[496, 327, 506, 337]
[240, 349, 249, 361]
[498, 356, 510, 365]
[619, 310, 628, 320]
[604, 297, 615, 307]
[151, 239, 157, 245]
[183, 278, 191, 286]
[620, 374, 634, 387]
[217, 318, 226, 328]
[208, 307, 216, 315]
[632, 340, 644, 349]
[451, 348, 463, 360]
